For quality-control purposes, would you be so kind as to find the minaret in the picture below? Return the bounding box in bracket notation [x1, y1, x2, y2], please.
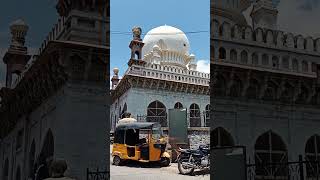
[250, 0, 278, 30]
[55, 0, 107, 45]
[3, 19, 31, 88]
[188, 54, 197, 71]
[111, 68, 120, 89]
[128, 26, 146, 66]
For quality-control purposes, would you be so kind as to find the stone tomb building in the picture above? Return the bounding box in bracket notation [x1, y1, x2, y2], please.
[110, 25, 210, 149]
[212, 0, 320, 178]
[0, 1, 109, 180]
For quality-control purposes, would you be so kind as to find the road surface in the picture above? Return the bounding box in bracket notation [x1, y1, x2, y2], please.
[110, 145, 210, 180]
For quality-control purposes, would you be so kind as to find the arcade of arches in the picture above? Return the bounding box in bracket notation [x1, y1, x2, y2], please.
[119, 100, 211, 127]
[1, 130, 55, 180]
[211, 127, 320, 177]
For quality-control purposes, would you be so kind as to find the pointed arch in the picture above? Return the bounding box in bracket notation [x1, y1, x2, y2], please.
[254, 130, 287, 177]
[147, 100, 167, 126]
[305, 135, 320, 178]
[174, 102, 183, 109]
[211, 127, 234, 147]
[40, 129, 54, 163]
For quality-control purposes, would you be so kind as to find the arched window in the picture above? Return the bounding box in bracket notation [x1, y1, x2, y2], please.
[16, 166, 21, 180]
[282, 56, 289, 69]
[29, 140, 36, 179]
[147, 101, 167, 126]
[189, 103, 201, 127]
[272, 56, 279, 68]
[211, 127, 234, 147]
[252, 53, 259, 65]
[255, 131, 287, 177]
[230, 49, 237, 62]
[174, 102, 183, 109]
[135, 51, 140, 60]
[3, 158, 9, 180]
[292, 59, 299, 72]
[262, 54, 269, 65]
[219, 47, 226, 59]
[305, 135, 320, 178]
[240, 50, 248, 64]
[205, 104, 211, 127]
[302, 60, 308, 72]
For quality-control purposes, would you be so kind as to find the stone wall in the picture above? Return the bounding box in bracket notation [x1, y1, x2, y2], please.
[213, 98, 320, 162]
[188, 130, 210, 149]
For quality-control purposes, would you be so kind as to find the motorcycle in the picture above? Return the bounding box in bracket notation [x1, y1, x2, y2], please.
[177, 144, 210, 175]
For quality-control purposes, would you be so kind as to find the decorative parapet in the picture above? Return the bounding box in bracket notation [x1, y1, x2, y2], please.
[125, 63, 210, 86]
[38, 17, 66, 55]
[212, 20, 320, 78]
[10, 17, 66, 88]
[212, 20, 320, 54]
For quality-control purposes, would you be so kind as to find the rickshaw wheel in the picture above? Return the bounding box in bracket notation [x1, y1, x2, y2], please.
[113, 156, 122, 166]
[160, 157, 170, 167]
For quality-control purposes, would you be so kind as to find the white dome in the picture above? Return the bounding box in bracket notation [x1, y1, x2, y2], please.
[142, 25, 190, 56]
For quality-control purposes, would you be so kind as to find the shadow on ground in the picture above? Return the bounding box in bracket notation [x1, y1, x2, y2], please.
[112, 160, 167, 168]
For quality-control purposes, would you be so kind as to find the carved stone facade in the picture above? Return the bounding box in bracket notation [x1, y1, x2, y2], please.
[111, 25, 210, 149]
[0, 1, 109, 180]
[211, 1, 320, 174]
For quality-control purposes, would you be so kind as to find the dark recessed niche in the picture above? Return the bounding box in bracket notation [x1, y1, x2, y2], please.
[77, 18, 95, 28]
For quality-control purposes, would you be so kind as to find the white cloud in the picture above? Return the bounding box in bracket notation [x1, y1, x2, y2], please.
[196, 60, 210, 74]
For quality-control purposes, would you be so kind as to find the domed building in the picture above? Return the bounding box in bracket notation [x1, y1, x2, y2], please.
[212, 0, 320, 178]
[111, 25, 210, 148]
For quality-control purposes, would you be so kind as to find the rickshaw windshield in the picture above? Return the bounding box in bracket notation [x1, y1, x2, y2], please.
[151, 123, 163, 140]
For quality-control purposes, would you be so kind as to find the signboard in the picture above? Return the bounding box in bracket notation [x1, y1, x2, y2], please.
[168, 108, 188, 144]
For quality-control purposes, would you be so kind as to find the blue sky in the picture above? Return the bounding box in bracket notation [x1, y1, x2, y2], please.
[110, 0, 210, 76]
[1, 0, 320, 87]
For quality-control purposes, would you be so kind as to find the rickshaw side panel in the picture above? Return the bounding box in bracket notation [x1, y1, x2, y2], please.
[112, 144, 140, 160]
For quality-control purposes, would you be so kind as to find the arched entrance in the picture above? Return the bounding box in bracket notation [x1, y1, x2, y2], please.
[254, 131, 287, 178]
[305, 135, 320, 178]
[35, 129, 54, 180]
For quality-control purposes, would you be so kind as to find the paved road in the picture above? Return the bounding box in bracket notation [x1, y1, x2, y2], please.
[110, 145, 210, 180]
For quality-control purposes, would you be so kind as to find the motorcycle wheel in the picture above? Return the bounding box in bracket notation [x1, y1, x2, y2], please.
[178, 158, 194, 175]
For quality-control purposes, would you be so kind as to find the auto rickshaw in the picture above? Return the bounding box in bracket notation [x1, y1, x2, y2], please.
[112, 121, 171, 166]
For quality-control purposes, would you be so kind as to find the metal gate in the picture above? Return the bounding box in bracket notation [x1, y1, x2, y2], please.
[246, 155, 320, 180]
